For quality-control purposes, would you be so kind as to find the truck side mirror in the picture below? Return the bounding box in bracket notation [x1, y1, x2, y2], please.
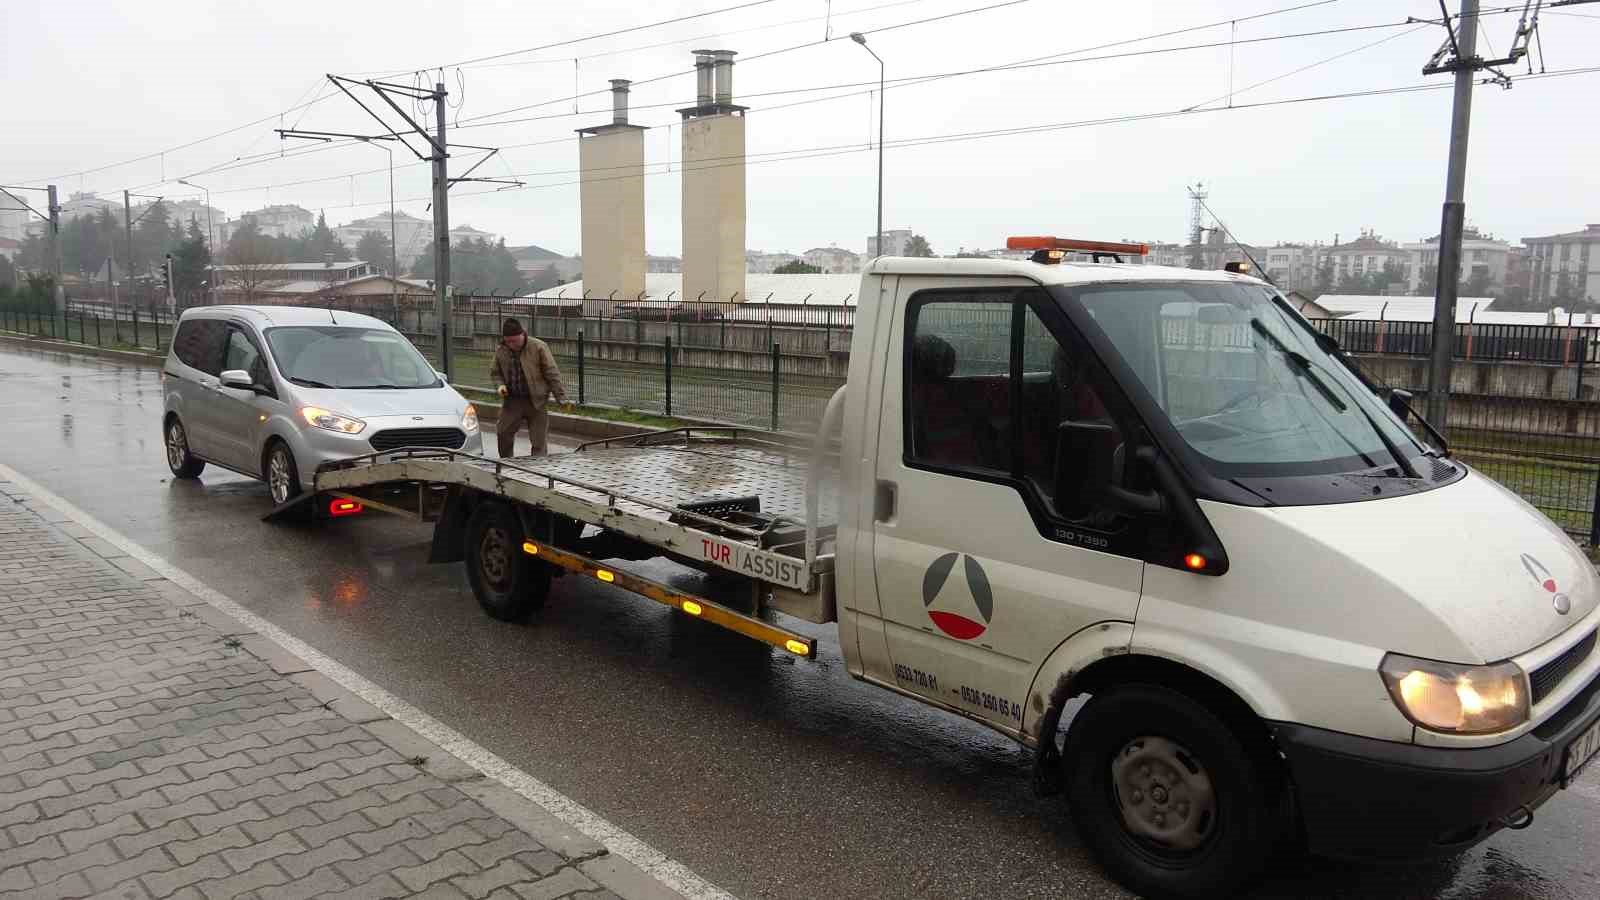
[1384, 387, 1414, 421]
[1055, 421, 1163, 519]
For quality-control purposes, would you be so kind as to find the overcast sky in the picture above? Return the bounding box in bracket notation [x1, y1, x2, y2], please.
[4, 0, 1597, 258]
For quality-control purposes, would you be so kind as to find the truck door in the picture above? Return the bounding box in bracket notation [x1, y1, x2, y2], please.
[871, 280, 1144, 731]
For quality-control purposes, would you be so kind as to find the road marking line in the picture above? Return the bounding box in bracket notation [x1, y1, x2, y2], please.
[0, 461, 734, 900]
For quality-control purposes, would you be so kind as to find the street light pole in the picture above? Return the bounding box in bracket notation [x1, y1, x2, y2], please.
[360, 138, 400, 321]
[177, 179, 216, 305]
[850, 32, 884, 259]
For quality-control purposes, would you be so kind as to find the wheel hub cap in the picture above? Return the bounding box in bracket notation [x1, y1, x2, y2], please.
[269, 452, 291, 503]
[480, 527, 510, 588]
[166, 424, 185, 469]
[1111, 736, 1216, 852]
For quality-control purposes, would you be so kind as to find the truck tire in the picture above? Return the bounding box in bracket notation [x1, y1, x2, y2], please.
[1062, 683, 1281, 900]
[464, 502, 551, 622]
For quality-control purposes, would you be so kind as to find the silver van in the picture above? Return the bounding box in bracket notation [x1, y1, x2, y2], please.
[161, 306, 482, 505]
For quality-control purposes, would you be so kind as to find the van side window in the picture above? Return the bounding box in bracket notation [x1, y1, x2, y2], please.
[1019, 306, 1122, 518]
[907, 295, 1014, 474]
[907, 290, 1125, 529]
[223, 327, 272, 392]
[172, 320, 226, 375]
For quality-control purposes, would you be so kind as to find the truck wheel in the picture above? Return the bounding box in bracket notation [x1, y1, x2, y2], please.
[464, 502, 551, 622]
[1063, 683, 1280, 900]
[165, 417, 205, 479]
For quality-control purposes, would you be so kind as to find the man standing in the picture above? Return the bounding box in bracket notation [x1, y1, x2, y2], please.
[491, 318, 569, 457]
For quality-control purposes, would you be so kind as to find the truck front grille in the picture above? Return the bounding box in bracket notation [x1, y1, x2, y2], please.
[1531, 628, 1597, 706]
[368, 427, 466, 452]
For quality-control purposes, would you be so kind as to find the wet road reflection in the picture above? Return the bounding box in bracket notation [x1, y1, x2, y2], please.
[3, 343, 1599, 900]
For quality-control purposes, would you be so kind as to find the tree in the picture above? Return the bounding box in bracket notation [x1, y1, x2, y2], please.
[1315, 257, 1335, 294]
[306, 211, 349, 262]
[773, 260, 822, 274]
[0, 254, 14, 290]
[410, 238, 528, 296]
[354, 231, 394, 274]
[171, 217, 213, 301]
[904, 234, 933, 258]
[133, 201, 176, 275]
[223, 219, 284, 301]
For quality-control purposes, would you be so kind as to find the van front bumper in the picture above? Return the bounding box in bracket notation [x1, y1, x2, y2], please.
[1271, 670, 1600, 861]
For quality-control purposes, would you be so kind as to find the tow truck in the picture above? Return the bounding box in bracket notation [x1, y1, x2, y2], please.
[272, 238, 1600, 899]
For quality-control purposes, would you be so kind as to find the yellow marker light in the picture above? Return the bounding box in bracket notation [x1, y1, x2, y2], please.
[522, 542, 539, 555]
[596, 569, 615, 583]
[784, 639, 810, 656]
[258, 414, 267, 422]
[681, 600, 703, 616]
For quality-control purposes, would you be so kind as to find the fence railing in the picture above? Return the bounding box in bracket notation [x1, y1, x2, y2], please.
[1311, 318, 1595, 365]
[9, 292, 1600, 552]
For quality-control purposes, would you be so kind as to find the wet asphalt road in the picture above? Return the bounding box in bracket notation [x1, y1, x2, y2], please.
[3, 342, 1600, 900]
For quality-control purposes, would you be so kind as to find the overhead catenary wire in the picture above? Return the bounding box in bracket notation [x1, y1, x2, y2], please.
[263, 65, 1600, 219]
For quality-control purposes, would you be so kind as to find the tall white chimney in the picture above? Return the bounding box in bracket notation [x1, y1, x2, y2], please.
[577, 79, 647, 305]
[678, 50, 746, 303]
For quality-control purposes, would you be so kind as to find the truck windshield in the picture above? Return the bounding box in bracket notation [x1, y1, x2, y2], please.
[1064, 282, 1424, 478]
[265, 326, 441, 390]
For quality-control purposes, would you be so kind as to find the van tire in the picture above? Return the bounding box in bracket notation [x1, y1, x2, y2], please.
[464, 502, 550, 622]
[165, 417, 205, 479]
[265, 440, 302, 506]
[1063, 683, 1280, 900]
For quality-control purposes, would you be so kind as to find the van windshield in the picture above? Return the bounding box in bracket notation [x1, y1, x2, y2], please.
[1064, 281, 1425, 478]
[265, 326, 440, 390]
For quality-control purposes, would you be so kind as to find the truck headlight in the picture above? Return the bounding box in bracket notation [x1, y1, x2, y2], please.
[300, 407, 366, 434]
[1379, 653, 1528, 734]
[461, 403, 479, 432]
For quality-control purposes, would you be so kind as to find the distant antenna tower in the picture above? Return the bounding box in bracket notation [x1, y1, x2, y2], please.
[1187, 182, 1209, 246]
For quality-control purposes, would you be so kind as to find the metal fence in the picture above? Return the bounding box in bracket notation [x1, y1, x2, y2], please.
[8, 290, 1600, 551]
[1310, 318, 1600, 548]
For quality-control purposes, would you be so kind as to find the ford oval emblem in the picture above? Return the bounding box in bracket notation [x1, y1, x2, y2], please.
[1554, 592, 1572, 615]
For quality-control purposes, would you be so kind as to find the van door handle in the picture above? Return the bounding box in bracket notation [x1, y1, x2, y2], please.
[874, 480, 897, 522]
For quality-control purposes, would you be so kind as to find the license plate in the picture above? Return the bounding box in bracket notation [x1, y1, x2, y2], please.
[1563, 719, 1600, 786]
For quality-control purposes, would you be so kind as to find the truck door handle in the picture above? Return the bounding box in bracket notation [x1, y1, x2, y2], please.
[874, 480, 897, 522]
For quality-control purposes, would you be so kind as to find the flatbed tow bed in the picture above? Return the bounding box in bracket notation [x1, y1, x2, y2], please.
[269, 414, 847, 659]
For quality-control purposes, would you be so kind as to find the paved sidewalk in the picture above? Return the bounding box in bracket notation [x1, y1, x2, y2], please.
[0, 484, 677, 900]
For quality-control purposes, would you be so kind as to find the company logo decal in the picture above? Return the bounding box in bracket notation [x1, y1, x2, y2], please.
[1521, 553, 1572, 615]
[922, 552, 993, 639]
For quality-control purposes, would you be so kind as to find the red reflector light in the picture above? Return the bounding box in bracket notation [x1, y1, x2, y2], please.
[329, 499, 364, 517]
[1184, 553, 1207, 571]
[1007, 236, 1150, 256]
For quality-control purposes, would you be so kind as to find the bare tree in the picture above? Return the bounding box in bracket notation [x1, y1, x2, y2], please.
[222, 220, 284, 302]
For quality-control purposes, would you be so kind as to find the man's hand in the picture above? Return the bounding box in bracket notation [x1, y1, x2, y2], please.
[497, 385, 508, 398]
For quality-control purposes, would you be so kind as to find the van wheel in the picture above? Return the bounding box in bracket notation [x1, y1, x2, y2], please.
[266, 441, 302, 506]
[165, 418, 205, 479]
[464, 502, 551, 622]
[1063, 684, 1280, 900]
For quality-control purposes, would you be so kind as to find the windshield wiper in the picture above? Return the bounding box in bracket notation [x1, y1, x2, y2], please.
[1250, 319, 1419, 478]
[1249, 320, 1345, 411]
[342, 384, 402, 389]
[286, 376, 336, 389]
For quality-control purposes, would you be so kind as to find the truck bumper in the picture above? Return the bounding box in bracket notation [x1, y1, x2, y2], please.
[1271, 670, 1600, 861]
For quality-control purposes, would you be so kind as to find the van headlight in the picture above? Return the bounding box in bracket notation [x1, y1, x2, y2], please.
[1379, 653, 1528, 734]
[461, 403, 479, 432]
[300, 407, 366, 434]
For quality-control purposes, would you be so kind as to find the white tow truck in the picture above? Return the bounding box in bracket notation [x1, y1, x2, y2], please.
[281, 238, 1600, 899]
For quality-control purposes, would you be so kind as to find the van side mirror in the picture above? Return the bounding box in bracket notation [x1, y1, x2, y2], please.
[1054, 421, 1163, 519]
[434, 370, 449, 384]
[220, 369, 258, 392]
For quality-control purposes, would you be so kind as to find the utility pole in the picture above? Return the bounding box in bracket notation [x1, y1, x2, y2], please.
[123, 190, 134, 304]
[311, 76, 519, 380]
[1424, 0, 1479, 428]
[1421, 0, 1545, 429]
[432, 81, 453, 380]
[46, 185, 63, 311]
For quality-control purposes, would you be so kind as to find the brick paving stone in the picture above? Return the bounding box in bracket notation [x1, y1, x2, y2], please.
[0, 499, 674, 900]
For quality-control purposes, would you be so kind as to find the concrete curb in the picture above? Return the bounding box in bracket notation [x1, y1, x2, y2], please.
[0, 461, 734, 900]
